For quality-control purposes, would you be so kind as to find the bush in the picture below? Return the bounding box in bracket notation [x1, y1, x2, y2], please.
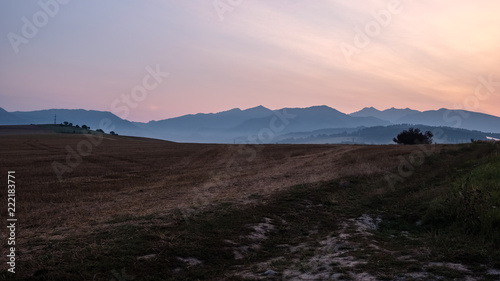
[393, 128, 433, 145]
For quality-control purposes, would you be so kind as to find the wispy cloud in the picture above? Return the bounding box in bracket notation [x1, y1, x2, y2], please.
[0, 0, 498, 121]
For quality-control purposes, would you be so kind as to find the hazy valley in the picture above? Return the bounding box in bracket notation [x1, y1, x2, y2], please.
[1, 106, 499, 144]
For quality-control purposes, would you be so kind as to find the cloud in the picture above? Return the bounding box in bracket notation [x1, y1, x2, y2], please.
[1, 0, 499, 120]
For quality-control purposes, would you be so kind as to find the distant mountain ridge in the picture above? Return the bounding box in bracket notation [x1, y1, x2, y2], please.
[350, 107, 500, 134]
[350, 107, 420, 123]
[227, 105, 389, 134]
[1, 106, 499, 143]
[276, 124, 500, 145]
[146, 105, 274, 131]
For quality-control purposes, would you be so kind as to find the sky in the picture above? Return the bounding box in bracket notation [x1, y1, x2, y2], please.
[0, 0, 499, 122]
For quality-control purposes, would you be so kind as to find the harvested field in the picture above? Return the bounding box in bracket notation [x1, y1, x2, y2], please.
[1, 134, 498, 280]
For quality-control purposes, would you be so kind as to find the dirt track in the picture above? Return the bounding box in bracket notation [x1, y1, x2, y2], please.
[0, 134, 449, 257]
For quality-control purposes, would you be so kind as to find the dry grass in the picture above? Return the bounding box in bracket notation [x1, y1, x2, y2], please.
[0, 134, 458, 279]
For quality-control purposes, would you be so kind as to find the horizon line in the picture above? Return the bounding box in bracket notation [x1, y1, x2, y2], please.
[1, 105, 498, 123]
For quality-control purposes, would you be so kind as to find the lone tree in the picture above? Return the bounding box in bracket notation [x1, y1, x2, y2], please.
[393, 128, 433, 145]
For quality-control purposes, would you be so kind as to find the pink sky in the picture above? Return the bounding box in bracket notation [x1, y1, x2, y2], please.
[0, 0, 499, 122]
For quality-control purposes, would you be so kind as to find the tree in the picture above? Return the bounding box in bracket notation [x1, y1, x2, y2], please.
[63, 121, 69, 126]
[81, 125, 89, 130]
[393, 128, 433, 145]
[96, 129, 104, 133]
[110, 131, 118, 135]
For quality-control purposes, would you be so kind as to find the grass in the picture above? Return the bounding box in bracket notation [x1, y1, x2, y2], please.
[1, 134, 499, 280]
[367, 142, 500, 277]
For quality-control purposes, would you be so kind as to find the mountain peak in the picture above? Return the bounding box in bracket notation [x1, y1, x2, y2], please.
[350, 107, 421, 122]
[308, 105, 333, 109]
[351, 107, 381, 115]
[243, 105, 271, 113]
[246, 105, 268, 110]
[216, 108, 242, 114]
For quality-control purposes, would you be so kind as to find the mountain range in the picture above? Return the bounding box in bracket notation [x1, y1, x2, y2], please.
[1, 106, 499, 144]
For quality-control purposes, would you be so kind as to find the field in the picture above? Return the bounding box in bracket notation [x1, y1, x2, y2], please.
[0, 133, 499, 280]
[0, 125, 100, 136]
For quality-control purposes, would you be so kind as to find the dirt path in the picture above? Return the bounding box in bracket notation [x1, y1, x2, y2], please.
[0, 134, 453, 275]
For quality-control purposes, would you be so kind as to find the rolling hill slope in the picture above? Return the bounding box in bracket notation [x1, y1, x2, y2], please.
[1, 106, 499, 143]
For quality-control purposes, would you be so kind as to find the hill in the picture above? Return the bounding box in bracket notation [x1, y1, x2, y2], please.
[277, 124, 500, 144]
[350, 107, 420, 122]
[0, 124, 115, 136]
[396, 108, 500, 133]
[143, 105, 389, 143]
[1, 106, 499, 143]
[0, 107, 27, 125]
[350, 107, 500, 133]
[230, 105, 388, 134]
[144, 106, 275, 142]
[1, 134, 499, 280]
[0, 108, 146, 136]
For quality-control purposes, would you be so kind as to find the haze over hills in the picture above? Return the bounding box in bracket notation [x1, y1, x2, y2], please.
[396, 109, 500, 134]
[276, 124, 500, 145]
[229, 106, 390, 134]
[351, 107, 500, 134]
[0, 107, 26, 124]
[350, 107, 421, 123]
[1, 106, 499, 143]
